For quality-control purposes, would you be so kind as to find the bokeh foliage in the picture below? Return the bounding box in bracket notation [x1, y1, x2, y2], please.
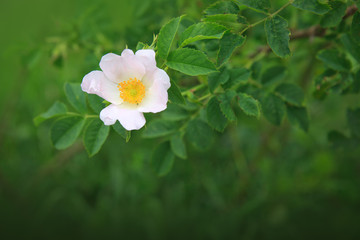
[0, 0, 360, 239]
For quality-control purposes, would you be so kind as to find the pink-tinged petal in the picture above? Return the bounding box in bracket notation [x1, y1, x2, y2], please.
[121, 49, 134, 57]
[138, 69, 171, 113]
[135, 49, 157, 72]
[81, 70, 123, 105]
[99, 53, 146, 83]
[100, 104, 146, 130]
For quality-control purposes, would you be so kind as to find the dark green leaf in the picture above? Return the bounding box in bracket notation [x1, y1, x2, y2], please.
[33, 101, 67, 126]
[50, 116, 85, 150]
[238, 93, 261, 118]
[351, 12, 360, 44]
[317, 49, 351, 72]
[286, 105, 309, 131]
[260, 66, 286, 85]
[136, 42, 147, 51]
[186, 118, 214, 150]
[170, 134, 187, 159]
[320, 1, 346, 28]
[217, 90, 237, 121]
[204, 1, 239, 15]
[223, 68, 251, 89]
[161, 103, 189, 121]
[152, 142, 175, 177]
[167, 48, 217, 76]
[261, 93, 286, 125]
[265, 16, 291, 58]
[217, 31, 246, 66]
[340, 33, 360, 63]
[113, 122, 128, 140]
[142, 120, 178, 138]
[179, 23, 227, 47]
[64, 83, 87, 113]
[347, 108, 360, 138]
[292, 0, 330, 15]
[275, 83, 304, 106]
[157, 16, 183, 59]
[83, 119, 110, 156]
[168, 79, 185, 104]
[206, 97, 228, 132]
[208, 67, 230, 93]
[235, 0, 270, 12]
[87, 94, 105, 114]
[202, 14, 240, 27]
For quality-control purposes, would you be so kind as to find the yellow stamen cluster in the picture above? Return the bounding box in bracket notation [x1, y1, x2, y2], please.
[117, 78, 145, 104]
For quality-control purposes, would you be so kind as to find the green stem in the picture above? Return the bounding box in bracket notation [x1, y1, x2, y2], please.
[239, 0, 294, 35]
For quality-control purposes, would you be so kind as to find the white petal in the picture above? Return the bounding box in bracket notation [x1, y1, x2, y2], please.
[121, 49, 134, 57]
[99, 53, 146, 83]
[81, 71, 122, 105]
[135, 49, 157, 72]
[100, 104, 146, 130]
[138, 69, 171, 113]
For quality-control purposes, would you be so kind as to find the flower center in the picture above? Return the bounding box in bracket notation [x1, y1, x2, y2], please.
[117, 78, 145, 104]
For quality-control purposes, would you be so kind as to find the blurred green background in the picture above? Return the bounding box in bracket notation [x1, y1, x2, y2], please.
[0, 0, 360, 239]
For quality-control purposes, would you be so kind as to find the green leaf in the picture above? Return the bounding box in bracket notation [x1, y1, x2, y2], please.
[170, 134, 187, 159]
[317, 49, 351, 72]
[347, 108, 360, 138]
[217, 90, 237, 121]
[33, 101, 67, 126]
[238, 93, 261, 118]
[351, 12, 360, 44]
[217, 31, 246, 66]
[202, 14, 240, 27]
[157, 16, 183, 59]
[320, 1, 347, 28]
[286, 105, 309, 131]
[265, 16, 291, 58]
[87, 94, 105, 114]
[206, 97, 228, 132]
[64, 83, 87, 113]
[208, 67, 230, 93]
[168, 79, 185, 104]
[292, 0, 330, 15]
[260, 66, 286, 85]
[161, 103, 189, 121]
[50, 116, 85, 150]
[136, 42, 147, 51]
[83, 119, 110, 156]
[152, 142, 175, 177]
[186, 118, 214, 150]
[340, 33, 360, 63]
[112, 122, 129, 140]
[204, 1, 239, 15]
[167, 48, 217, 76]
[223, 68, 251, 89]
[235, 0, 270, 12]
[179, 23, 227, 47]
[142, 120, 178, 138]
[275, 83, 304, 106]
[261, 93, 286, 125]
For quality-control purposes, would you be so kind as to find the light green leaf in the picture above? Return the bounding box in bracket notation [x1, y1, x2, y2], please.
[112, 122, 129, 140]
[50, 116, 85, 150]
[204, 1, 239, 15]
[186, 118, 214, 150]
[152, 142, 175, 177]
[168, 79, 185, 104]
[217, 31, 246, 66]
[292, 0, 330, 14]
[33, 101, 67, 126]
[170, 134, 187, 159]
[320, 1, 347, 28]
[340, 33, 360, 63]
[157, 16, 183, 59]
[64, 83, 87, 113]
[238, 93, 261, 118]
[208, 67, 230, 93]
[260, 66, 286, 85]
[265, 16, 291, 58]
[167, 48, 217, 76]
[142, 120, 178, 138]
[217, 90, 237, 121]
[179, 23, 227, 47]
[261, 93, 286, 125]
[347, 108, 360, 138]
[275, 83, 304, 106]
[286, 105, 309, 131]
[351, 12, 360, 44]
[317, 49, 352, 72]
[161, 104, 189, 121]
[206, 97, 228, 132]
[87, 94, 105, 114]
[223, 68, 251, 89]
[136, 42, 147, 51]
[83, 119, 110, 157]
[235, 0, 270, 12]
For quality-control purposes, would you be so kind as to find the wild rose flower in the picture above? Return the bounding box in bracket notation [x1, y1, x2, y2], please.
[81, 49, 170, 130]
